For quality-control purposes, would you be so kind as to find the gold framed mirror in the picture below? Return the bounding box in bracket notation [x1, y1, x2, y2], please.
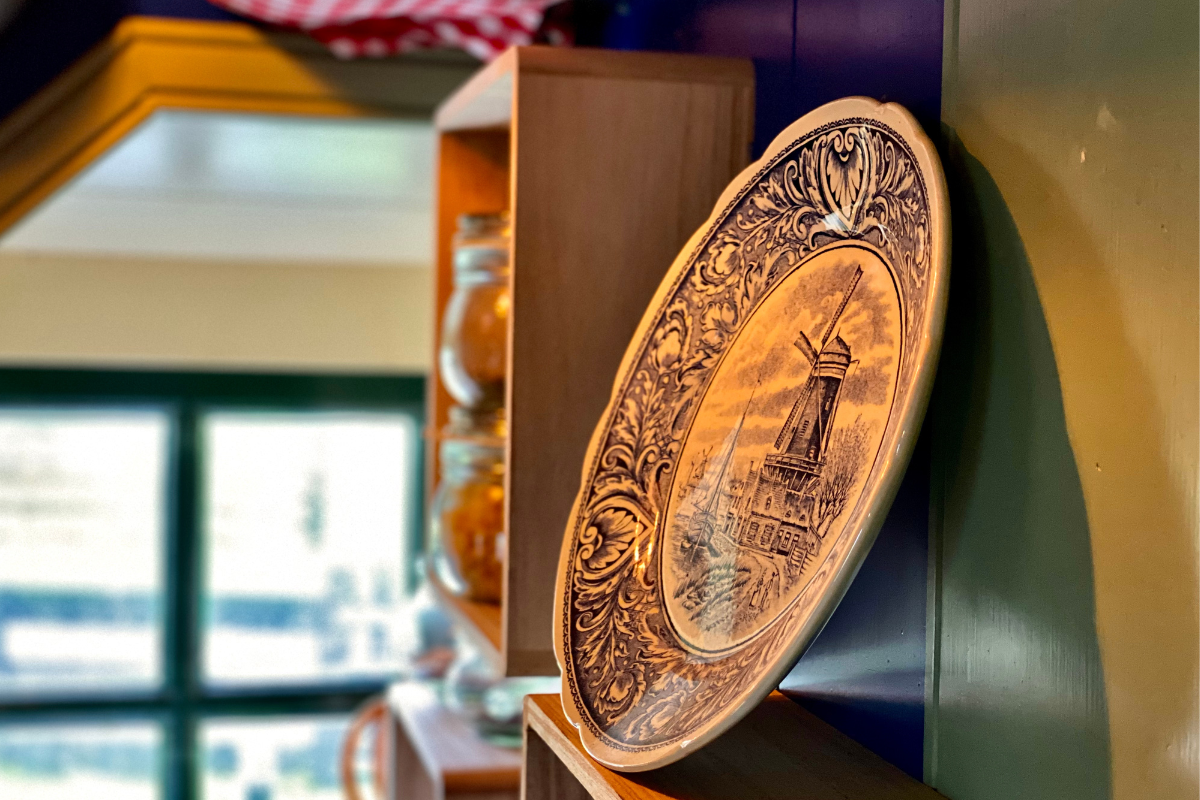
[0, 16, 475, 234]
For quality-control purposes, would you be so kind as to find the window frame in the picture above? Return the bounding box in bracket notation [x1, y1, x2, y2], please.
[0, 367, 425, 800]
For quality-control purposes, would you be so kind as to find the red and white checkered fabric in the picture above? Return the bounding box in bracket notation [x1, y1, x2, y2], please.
[208, 0, 557, 61]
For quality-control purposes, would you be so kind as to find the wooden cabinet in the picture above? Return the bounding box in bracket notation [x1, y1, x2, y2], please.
[428, 46, 755, 677]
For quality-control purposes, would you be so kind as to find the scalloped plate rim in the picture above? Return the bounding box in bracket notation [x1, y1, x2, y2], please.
[553, 95, 950, 772]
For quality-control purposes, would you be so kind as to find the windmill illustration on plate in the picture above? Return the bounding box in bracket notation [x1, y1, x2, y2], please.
[678, 265, 864, 577]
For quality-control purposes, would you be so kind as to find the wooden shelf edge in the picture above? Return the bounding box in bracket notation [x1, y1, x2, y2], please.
[523, 694, 627, 800]
[522, 693, 945, 800]
[435, 48, 516, 131]
[426, 567, 505, 668]
[512, 46, 755, 85]
[434, 46, 756, 133]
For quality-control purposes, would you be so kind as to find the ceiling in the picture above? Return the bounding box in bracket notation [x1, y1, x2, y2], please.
[0, 109, 435, 265]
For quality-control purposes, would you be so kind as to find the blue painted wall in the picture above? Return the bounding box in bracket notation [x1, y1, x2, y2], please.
[596, 0, 941, 157]
[594, 0, 943, 779]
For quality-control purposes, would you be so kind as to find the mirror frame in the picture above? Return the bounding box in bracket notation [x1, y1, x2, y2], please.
[0, 15, 477, 236]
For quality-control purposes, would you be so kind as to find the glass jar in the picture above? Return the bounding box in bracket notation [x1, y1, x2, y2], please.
[429, 407, 505, 602]
[442, 638, 499, 728]
[442, 636, 560, 748]
[439, 213, 510, 411]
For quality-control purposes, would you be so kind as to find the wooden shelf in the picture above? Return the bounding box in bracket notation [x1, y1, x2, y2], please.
[386, 682, 521, 800]
[429, 46, 754, 677]
[521, 694, 945, 800]
[426, 566, 503, 668]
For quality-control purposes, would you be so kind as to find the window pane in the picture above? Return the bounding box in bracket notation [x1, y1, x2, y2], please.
[0, 720, 162, 800]
[202, 413, 414, 686]
[201, 716, 353, 800]
[0, 410, 167, 697]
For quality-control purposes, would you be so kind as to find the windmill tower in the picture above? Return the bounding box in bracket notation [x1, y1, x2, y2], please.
[734, 266, 862, 558]
[773, 265, 862, 468]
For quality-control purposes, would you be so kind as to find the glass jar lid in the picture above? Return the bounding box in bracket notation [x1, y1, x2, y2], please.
[453, 212, 510, 280]
[456, 212, 510, 239]
[443, 405, 506, 443]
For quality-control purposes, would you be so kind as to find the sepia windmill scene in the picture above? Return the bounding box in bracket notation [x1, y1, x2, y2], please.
[662, 247, 902, 654]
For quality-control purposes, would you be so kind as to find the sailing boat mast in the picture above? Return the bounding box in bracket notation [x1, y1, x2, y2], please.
[701, 380, 759, 516]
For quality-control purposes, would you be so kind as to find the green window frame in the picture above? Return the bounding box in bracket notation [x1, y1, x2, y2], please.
[0, 367, 425, 800]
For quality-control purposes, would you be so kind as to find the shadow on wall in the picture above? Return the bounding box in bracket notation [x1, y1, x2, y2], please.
[779, 432, 930, 780]
[927, 133, 1112, 799]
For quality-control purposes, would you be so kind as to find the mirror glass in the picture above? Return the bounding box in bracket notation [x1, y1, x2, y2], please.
[0, 110, 435, 265]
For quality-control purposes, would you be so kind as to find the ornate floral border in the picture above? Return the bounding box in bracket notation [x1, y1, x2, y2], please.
[561, 117, 934, 752]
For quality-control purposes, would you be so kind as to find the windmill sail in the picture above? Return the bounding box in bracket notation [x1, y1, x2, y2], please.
[774, 267, 863, 451]
[794, 331, 818, 365]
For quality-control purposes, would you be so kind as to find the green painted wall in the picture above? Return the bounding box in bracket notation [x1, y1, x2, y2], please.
[931, 0, 1198, 798]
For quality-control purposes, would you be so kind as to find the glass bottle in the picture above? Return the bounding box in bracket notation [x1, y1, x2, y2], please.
[439, 213, 510, 411]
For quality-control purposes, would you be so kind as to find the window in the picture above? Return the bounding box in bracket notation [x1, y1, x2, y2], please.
[0, 369, 423, 800]
[761, 524, 776, 548]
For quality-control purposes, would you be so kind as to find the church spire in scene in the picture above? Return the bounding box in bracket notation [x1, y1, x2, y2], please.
[700, 379, 758, 516]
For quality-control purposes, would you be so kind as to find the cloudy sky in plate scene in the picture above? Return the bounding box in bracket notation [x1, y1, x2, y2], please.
[669, 246, 902, 502]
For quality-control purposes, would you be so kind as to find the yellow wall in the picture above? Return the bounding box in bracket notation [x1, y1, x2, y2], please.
[933, 0, 1198, 797]
[0, 252, 432, 373]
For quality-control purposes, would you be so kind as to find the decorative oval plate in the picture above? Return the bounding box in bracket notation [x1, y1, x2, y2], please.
[554, 97, 949, 771]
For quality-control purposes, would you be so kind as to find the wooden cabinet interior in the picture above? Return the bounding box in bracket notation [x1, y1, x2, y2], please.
[429, 47, 755, 676]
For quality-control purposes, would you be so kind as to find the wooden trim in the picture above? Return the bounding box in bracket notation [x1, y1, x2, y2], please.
[0, 16, 477, 237]
[923, 414, 947, 784]
[504, 58, 753, 677]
